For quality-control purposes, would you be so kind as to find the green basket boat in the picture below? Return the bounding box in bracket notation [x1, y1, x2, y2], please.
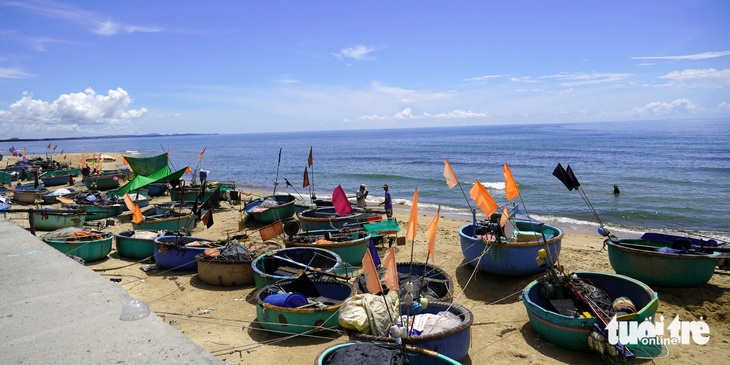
[32, 211, 86, 231]
[83, 175, 120, 190]
[40, 230, 113, 262]
[114, 230, 176, 260]
[254, 279, 356, 335]
[79, 204, 124, 221]
[606, 238, 720, 288]
[132, 211, 197, 232]
[283, 229, 371, 266]
[245, 194, 296, 224]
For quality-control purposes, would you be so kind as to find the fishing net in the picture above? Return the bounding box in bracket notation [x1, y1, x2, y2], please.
[356, 268, 450, 302]
[323, 344, 406, 365]
[196, 244, 251, 263]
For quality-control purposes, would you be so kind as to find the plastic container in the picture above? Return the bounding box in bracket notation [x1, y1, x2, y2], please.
[120, 300, 151, 321]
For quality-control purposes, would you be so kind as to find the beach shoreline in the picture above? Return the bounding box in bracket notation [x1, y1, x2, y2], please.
[2, 152, 728, 364]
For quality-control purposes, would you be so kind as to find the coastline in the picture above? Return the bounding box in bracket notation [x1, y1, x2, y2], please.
[2, 152, 729, 364]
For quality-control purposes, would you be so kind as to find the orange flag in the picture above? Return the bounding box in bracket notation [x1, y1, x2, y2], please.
[47, 143, 51, 149]
[81, 151, 87, 168]
[198, 147, 206, 162]
[362, 249, 383, 294]
[503, 163, 520, 201]
[22, 148, 25, 156]
[259, 220, 284, 241]
[444, 159, 459, 189]
[405, 188, 418, 242]
[383, 247, 399, 291]
[302, 166, 309, 188]
[122, 156, 128, 165]
[185, 166, 192, 174]
[307, 146, 313, 166]
[470, 180, 499, 217]
[426, 207, 440, 264]
[132, 205, 144, 224]
[52, 145, 58, 150]
[123, 193, 137, 212]
[63, 155, 67, 160]
[3, 184, 16, 190]
[57, 196, 74, 204]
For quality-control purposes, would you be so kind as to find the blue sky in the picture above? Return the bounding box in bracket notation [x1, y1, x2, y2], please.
[0, 1, 729, 138]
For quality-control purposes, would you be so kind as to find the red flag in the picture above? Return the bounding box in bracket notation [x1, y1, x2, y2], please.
[444, 159, 459, 189]
[63, 155, 67, 160]
[405, 188, 418, 242]
[470, 180, 499, 217]
[362, 249, 383, 294]
[47, 143, 51, 149]
[332, 185, 352, 216]
[185, 166, 192, 174]
[198, 147, 206, 162]
[68, 175, 74, 185]
[383, 247, 399, 291]
[307, 146, 313, 166]
[426, 207, 440, 264]
[52, 145, 57, 150]
[259, 220, 284, 241]
[302, 166, 309, 188]
[503, 163, 520, 201]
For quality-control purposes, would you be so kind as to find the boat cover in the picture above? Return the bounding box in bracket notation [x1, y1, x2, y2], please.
[112, 165, 188, 196]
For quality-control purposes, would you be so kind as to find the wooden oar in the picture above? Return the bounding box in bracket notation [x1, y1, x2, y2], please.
[270, 254, 350, 280]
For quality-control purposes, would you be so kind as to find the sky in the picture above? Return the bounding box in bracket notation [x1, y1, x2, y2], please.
[0, 1, 729, 139]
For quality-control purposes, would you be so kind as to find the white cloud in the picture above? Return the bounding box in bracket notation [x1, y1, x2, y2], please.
[157, 114, 166, 118]
[0, 88, 147, 127]
[631, 51, 730, 61]
[636, 63, 655, 66]
[5, 1, 161, 36]
[370, 82, 452, 103]
[540, 72, 632, 86]
[0, 66, 34, 79]
[511, 77, 538, 83]
[627, 98, 703, 117]
[333, 45, 376, 61]
[174, 113, 182, 117]
[359, 107, 489, 121]
[657, 68, 730, 89]
[463, 75, 503, 81]
[276, 79, 301, 84]
[714, 102, 730, 113]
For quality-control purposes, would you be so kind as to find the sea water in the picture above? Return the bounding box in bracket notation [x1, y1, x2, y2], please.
[4, 119, 729, 240]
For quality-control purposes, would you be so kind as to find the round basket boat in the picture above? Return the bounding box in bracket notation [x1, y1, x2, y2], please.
[251, 247, 343, 288]
[316, 343, 462, 365]
[355, 261, 453, 303]
[195, 241, 282, 287]
[153, 235, 218, 271]
[32, 211, 86, 231]
[40, 230, 113, 262]
[283, 229, 371, 266]
[254, 279, 356, 335]
[347, 301, 473, 364]
[522, 271, 659, 352]
[114, 230, 177, 260]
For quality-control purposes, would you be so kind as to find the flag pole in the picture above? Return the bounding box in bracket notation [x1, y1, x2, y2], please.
[273, 148, 282, 195]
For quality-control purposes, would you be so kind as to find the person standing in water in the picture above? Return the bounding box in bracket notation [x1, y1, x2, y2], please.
[613, 184, 620, 195]
[379, 184, 393, 218]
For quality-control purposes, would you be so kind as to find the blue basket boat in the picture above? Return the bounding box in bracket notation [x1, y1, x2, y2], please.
[348, 301, 473, 364]
[459, 221, 563, 275]
[153, 235, 217, 271]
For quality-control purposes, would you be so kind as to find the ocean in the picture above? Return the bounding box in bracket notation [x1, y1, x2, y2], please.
[3, 119, 729, 240]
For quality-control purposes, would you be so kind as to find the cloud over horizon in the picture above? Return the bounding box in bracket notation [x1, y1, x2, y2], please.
[0, 87, 147, 136]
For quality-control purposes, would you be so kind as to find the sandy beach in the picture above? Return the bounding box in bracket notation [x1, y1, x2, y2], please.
[3, 153, 729, 364]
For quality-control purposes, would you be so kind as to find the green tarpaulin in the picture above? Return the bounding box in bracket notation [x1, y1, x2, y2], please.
[112, 166, 188, 196]
[0, 171, 11, 186]
[124, 153, 169, 176]
[363, 219, 400, 235]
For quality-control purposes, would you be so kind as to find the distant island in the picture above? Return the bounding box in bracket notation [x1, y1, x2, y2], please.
[0, 133, 217, 143]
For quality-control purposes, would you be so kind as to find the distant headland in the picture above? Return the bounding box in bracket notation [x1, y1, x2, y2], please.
[0, 133, 217, 143]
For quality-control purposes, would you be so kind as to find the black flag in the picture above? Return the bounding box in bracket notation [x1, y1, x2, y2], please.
[565, 165, 581, 190]
[201, 209, 214, 228]
[20, 169, 28, 181]
[552, 163, 575, 191]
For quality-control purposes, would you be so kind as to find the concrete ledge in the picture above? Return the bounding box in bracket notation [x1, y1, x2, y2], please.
[0, 220, 222, 364]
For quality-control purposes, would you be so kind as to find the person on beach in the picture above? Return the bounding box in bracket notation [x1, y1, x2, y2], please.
[379, 184, 392, 218]
[356, 184, 368, 208]
[613, 184, 620, 195]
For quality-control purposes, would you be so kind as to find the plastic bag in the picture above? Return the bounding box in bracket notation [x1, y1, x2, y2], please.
[338, 293, 398, 336]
